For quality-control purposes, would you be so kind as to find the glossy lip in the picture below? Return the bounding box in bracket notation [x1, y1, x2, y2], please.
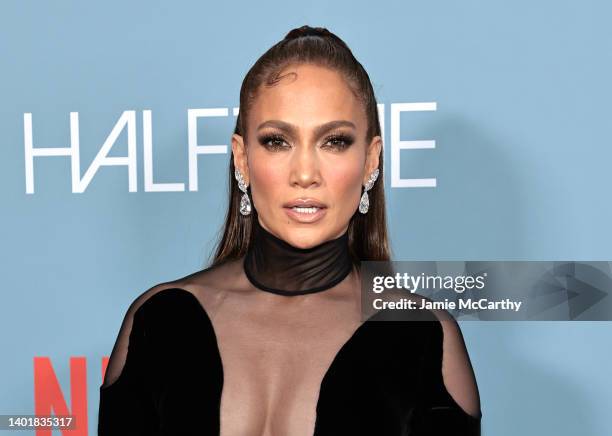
[284, 205, 327, 223]
[283, 197, 327, 208]
[283, 198, 328, 223]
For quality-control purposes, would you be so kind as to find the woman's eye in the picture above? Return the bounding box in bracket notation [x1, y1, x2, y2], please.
[258, 135, 289, 150]
[323, 135, 354, 150]
[257, 133, 354, 151]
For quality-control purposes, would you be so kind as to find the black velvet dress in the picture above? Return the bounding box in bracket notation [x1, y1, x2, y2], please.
[98, 219, 482, 435]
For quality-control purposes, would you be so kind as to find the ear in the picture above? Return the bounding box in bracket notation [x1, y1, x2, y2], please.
[231, 133, 249, 186]
[363, 135, 382, 185]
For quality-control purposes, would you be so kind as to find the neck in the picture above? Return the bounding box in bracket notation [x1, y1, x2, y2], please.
[243, 218, 353, 296]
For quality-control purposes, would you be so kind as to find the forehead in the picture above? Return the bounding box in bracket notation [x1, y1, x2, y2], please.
[249, 64, 365, 131]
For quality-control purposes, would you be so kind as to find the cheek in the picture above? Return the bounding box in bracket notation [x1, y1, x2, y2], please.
[325, 160, 363, 207]
[249, 153, 285, 204]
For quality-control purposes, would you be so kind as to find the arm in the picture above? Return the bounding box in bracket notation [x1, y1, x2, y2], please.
[411, 312, 482, 436]
[98, 298, 157, 435]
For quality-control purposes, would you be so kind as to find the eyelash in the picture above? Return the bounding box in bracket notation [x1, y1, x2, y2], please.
[257, 133, 355, 151]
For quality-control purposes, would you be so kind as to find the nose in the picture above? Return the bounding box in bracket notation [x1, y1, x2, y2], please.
[289, 144, 322, 189]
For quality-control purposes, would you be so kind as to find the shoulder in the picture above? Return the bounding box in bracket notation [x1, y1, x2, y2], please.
[374, 292, 462, 341]
[378, 292, 481, 418]
[101, 262, 241, 389]
[400, 294, 474, 375]
[101, 281, 184, 388]
[102, 278, 213, 388]
[125, 258, 246, 327]
[124, 281, 188, 322]
[388, 293, 466, 344]
[113, 276, 211, 348]
[112, 281, 191, 345]
[127, 259, 244, 319]
[419, 298, 482, 419]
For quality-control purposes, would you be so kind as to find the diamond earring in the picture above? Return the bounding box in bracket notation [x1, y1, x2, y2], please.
[358, 168, 379, 214]
[234, 169, 252, 216]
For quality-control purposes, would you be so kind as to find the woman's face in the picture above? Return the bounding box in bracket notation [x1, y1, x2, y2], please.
[232, 63, 381, 249]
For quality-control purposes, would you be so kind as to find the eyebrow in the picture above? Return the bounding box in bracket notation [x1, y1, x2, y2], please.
[256, 119, 356, 138]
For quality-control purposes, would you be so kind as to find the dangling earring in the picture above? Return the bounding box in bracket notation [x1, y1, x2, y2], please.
[234, 169, 251, 216]
[358, 168, 379, 214]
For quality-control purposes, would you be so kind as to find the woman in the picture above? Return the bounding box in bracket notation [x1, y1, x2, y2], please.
[98, 25, 482, 435]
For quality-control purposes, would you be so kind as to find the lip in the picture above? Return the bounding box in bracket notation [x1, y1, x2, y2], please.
[283, 198, 328, 224]
[284, 206, 327, 223]
[283, 197, 327, 208]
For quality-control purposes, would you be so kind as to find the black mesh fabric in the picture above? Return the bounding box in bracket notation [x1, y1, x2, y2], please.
[243, 219, 353, 295]
[98, 218, 482, 435]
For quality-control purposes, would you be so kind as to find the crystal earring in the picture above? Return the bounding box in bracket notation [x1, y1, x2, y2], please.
[358, 168, 379, 214]
[234, 169, 252, 216]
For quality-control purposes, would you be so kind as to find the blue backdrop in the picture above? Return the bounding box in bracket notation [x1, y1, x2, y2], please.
[1, 1, 610, 435]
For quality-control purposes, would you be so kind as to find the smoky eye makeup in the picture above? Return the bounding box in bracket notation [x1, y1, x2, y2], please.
[321, 132, 355, 149]
[256, 131, 356, 151]
[257, 133, 289, 150]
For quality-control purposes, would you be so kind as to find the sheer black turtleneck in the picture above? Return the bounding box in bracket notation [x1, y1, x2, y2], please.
[243, 219, 353, 296]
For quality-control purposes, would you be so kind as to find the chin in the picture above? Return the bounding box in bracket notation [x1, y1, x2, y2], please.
[283, 226, 328, 249]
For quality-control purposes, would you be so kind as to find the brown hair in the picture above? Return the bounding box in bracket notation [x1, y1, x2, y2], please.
[208, 25, 390, 269]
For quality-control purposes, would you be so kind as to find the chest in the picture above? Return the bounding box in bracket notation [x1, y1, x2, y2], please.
[146, 301, 426, 436]
[213, 314, 366, 435]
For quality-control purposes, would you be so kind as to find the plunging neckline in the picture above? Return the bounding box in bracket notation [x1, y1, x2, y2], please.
[99, 286, 483, 435]
[164, 286, 377, 431]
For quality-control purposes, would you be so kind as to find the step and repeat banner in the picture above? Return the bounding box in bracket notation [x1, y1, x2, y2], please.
[1, 1, 611, 435]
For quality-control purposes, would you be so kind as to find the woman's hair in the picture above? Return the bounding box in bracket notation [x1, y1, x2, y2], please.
[208, 25, 390, 269]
